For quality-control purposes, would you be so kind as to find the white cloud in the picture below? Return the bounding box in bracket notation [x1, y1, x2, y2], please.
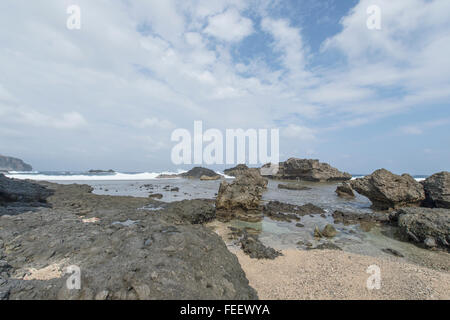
[282, 124, 317, 141]
[138, 117, 175, 130]
[203, 8, 253, 42]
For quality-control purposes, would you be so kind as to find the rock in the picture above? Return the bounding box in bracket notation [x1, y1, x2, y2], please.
[0, 174, 53, 214]
[239, 231, 282, 260]
[263, 202, 324, 222]
[0, 182, 258, 300]
[88, 169, 115, 174]
[322, 224, 337, 238]
[350, 169, 425, 211]
[261, 158, 351, 182]
[148, 193, 163, 199]
[421, 172, 450, 209]
[181, 167, 218, 179]
[170, 187, 179, 192]
[382, 248, 404, 257]
[296, 223, 304, 228]
[314, 226, 322, 238]
[215, 170, 268, 222]
[277, 183, 311, 191]
[395, 207, 449, 250]
[200, 175, 221, 181]
[309, 243, 342, 251]
[224, 164, 260, 177]
[0, 155, 32, 172]
[332, 210, 389, 226]
[335, 183, 355, 198]
[162, 199, 216, 225]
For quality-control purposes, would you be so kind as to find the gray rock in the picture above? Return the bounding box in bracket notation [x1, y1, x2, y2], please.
[261, 158, 351, 182]
[277, 183, 311, 191]
[335, 183, 355, 198]
[395, 207, 450, 250]
[421, 172, 450, 209]
[350, 169, 425, 211]
[181, 167, 218, 179]
[224, 164, 259, 177]
[239, 231, 282, 260]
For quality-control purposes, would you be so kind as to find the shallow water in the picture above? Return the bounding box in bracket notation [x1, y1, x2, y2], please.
[52, 178, 449, 271]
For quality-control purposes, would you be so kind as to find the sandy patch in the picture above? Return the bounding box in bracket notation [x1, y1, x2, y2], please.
[22, 260, 68, 281]
[81, 217, 100, 223]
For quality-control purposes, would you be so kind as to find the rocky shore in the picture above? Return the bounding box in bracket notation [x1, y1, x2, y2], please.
[1, 158, 449, 300]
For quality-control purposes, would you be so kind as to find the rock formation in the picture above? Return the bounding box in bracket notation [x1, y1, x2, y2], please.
[224, 164, 259, 177]
[0, 155, 32, 172]
[181, 167, 219, 179]
[215, 170, 268, 222]
[350, 169, 425, 210]
[261, 158, 351, 182]
[391, 207, 450, 250]
[335, 183, 355, 198]
[421, 172, 450, 209]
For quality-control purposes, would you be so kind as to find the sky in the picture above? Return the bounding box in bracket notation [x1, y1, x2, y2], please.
[0, 0, 449, 175]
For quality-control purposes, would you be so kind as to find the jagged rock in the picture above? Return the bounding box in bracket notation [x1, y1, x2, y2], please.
[261, 158, 351, 182]
[382, 248, 404, 257]
[239, 231, 282, 260]
[0, 155, 32, 172]
[0, 174, 53, 214]
[277, 183, 311, 191]
[421, 172, 450, 209]
[263, 201, 324, 222]
[394, 207, 450, 250]
[181, 167, 218, 179]
[335, 183, 355, 198]
[216, 170, 268, 222]
[314, 224, 337, 238]
[332, 210, 389, 225]
[350, 169, 425, 211]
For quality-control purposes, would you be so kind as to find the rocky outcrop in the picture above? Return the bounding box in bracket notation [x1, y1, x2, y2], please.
[392, 207, 450, 250]
[263, 201, 325, 222]
[0, 183, 257, 300]
[200, 175, 221, 181]
[181, 167, 218, 179]
[215, 170, 268, 222]
[332, 210, 389, 225]
[0, 174, 53, 215]
[421, 172, 450, 209]
[350, 169, 425, 211]
[261, 158, 351, 182]
[239, 231, 282, 260]
[335, 183, 355, 198]
[0, 155, 32, 172]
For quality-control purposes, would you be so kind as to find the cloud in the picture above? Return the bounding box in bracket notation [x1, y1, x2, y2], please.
[282, 124, 317, 141]
[203, 8, 254, 42]
[138, 117, 175, 129]
[399, 118, 450, 136]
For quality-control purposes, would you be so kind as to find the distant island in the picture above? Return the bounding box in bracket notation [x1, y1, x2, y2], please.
[0, 155, 32, 172]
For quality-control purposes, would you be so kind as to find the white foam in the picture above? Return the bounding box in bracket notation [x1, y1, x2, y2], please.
[5, 170, 186, 181]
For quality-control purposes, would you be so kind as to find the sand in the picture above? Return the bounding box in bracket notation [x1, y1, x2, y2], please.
[208, 221, 450, 300]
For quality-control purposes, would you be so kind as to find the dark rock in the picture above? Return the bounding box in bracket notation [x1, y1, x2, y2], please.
[277, 183, 311, 191]
[295, 223, 304, 228]
[382, 248, 404, 257]
[394, 207, 450, 250]
[263, 201, 325, 223]
[148, 193, 163, 199]
[0, 155, 32, 172]
[239, 231, 282, 260]
[0, 175, 53, 214]
[224, 164, 260, 177]
[181, 167, 218, 179]
[162, 199, 216, 225]
[309, 242, 342, 251]
[421, 172, 450, 209]
[335, 183, 355, 198]
[314, 224, 337, 238]
[261, 158, 351, 182]
[332, 210, 389, 226]
[0, 182, 258, 300]
[88, 169, 115, 174]
[350, 169, 425, 211]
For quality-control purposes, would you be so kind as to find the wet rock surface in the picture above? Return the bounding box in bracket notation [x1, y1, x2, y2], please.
[0, 174, 53, 215]
[262, 158, 351, 182]
[422, 172, 450, 209]
[350, 169, 425, 211]
[392, 207, 450, 250]
[0, 182, 257, 300]
[277, 183, 311, 191]
[332, 210, 389, 226]
[263, 201, 325, 222]
[239, 231, 282, 260]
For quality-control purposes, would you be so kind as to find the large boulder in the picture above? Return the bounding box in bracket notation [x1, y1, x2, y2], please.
[335, 182, 355, 199]
[350, 169, 425, 211]
[0, 174, 53, 208]
[261, 158, 351, 182]
[393, 207, 450, 250]
[215, 170, 268, 222]
[0, 155, 32, 172]
[421, 172, 450, 209]
[181, 167, 218, 179]
[224, 164, 259, 177]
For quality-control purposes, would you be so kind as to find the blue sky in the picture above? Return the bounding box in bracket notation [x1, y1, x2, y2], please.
[0, 0, 449, 174]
